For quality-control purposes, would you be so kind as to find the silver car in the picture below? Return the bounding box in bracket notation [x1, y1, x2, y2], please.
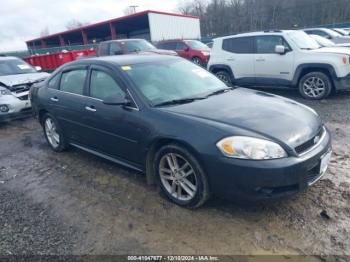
[0, 56, 49, 122]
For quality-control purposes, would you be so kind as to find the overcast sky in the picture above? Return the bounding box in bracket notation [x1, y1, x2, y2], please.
[0, 0, 184, 52]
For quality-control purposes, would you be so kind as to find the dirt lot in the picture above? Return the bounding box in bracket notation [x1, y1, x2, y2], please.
[0, 88, 349, 257]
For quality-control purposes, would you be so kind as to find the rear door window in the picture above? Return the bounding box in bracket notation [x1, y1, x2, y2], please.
[60, 69, 87, 95]
[222, 37, 254, 53]
[176, 42, 186, 50]
[161, 42, 177, 50]
[48, 74, 60, 89]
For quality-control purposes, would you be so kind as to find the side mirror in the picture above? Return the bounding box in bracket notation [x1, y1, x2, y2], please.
[103, 95, 130, 106]
[35, 66, 42, 71]
[326, 35, 333, 40]
[275, 45, 286, 55]
[184, 46, 190, 52]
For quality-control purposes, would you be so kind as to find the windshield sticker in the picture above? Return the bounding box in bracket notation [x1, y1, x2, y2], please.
[121, 66, 132, 71]
[192, 68, 211, 78]
[17, 64, 31, 70]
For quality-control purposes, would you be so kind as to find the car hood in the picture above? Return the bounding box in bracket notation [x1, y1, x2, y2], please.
[161, 88, 321, 148]
[0, 72, 50, 87]
[140, 49, 178, 56]
[310, 46, 350, 55]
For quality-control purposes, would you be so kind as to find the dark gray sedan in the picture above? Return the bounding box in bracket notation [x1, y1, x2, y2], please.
[30, 55, 332, 208]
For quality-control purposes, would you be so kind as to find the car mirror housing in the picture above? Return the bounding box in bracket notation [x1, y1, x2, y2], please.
[103, 95, 130, 106]
[275, 45, 286, 55]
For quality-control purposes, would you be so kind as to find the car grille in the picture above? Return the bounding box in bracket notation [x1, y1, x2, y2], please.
[18, 95, 29, 101]
[306, 163, 322, 185]
[9, 84, 30, 94]
[295, 127, 325, 155]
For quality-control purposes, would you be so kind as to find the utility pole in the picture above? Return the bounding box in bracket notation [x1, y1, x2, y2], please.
[129, 5, 138, 14]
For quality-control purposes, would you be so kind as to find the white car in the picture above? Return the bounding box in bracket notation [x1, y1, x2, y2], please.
[0, 56, 49, 122]
[303, 28, 350, 44]
[310, 34, 350, 48]
[208, 30, 350, 100]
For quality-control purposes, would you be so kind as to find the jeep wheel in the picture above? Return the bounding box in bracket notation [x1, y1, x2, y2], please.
[298, 72, 332, 100]
[215, 70, 232, 86]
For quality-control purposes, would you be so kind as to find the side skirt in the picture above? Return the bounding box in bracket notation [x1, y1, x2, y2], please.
[70, 143, 144, 173]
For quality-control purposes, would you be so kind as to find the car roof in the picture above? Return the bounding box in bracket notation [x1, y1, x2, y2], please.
[71, 54, 181, 67]
[158, 39, 197, 43]
[214, 30, 296, 40]
[101, 39, 146, 44]
[0, 56, 21, 61]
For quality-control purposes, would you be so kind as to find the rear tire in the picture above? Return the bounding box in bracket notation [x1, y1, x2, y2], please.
[298, 72, 332, 100]
[215, 70, 232, 86]
[42, 113, 68, 152]
[154, 144, 210, 209]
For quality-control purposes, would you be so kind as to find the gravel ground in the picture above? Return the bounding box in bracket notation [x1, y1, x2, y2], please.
[0, 88, 349, 256]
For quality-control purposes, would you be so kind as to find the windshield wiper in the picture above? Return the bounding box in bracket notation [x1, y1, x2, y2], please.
[205, 86, 235, 98]
[154, 97, 205, 107]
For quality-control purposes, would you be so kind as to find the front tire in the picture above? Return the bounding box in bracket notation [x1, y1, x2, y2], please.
[298, 72, 332, 100]
[42, 113, 68, 152]
[154, 144, 210, 208]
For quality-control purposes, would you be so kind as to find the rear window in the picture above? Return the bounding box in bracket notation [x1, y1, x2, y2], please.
[158, 42, 177, 50]
[222, 37, 254, 54]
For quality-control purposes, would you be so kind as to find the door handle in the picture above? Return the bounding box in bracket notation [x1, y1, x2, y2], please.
[50, 97, 59, 102]
[227, 57, 235, 61]
[85, 106, 97, 112]
[256, 58, 265, 62]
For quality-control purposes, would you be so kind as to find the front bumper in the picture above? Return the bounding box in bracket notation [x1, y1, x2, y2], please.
[203, 130, 332, 201]
[0, 95, 32, 122]
[334, 73, 350, 91]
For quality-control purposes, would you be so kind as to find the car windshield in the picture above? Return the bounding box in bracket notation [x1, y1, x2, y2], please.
[287, 31, 321, 50]
[124, 59, 227, 106]
[0, 58, 36, 76]
[185, 40, 209, 50]
[333, 28, 349, 36]
[122, 40, 156, 53]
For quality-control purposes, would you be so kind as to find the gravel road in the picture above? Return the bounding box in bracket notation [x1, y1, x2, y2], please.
[0, 88, 349, 257]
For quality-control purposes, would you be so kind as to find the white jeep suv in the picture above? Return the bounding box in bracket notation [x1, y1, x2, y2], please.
[208, 30, 350, 100]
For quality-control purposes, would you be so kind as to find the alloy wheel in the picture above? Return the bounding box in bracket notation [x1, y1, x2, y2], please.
[159, 153, 197, 201]
[303, 76, 326, 98]
[216, 72, 230, 84]
[45, 118, 60, 148]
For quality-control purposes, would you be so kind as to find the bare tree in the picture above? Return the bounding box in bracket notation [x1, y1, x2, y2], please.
[178, 0, 350, 37]
[65, 19, 89, 30]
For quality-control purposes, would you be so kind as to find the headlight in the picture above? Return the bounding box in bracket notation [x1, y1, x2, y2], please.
[216, 136, 287, 160]
[201, 51, 210, 56]
[0, 89, 11, 96]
